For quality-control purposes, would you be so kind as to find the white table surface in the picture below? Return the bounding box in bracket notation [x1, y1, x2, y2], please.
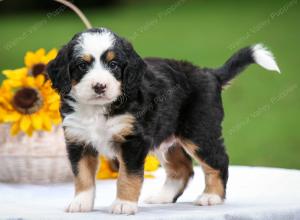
[1, 166, 300, 220]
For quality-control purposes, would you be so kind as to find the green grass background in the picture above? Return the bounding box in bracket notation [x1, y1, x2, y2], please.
[0, 0, 299, 169]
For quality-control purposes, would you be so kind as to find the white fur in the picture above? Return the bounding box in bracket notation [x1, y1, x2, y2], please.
[109, 199, 138, 215]
[75, 28, 115, 60]
[194, 193, 223, 206]
[153, 135, 177, 163]
[63, 102, 134, 157]
[144, 178, 184, 204]
[157, 135, 177, 154]
[252, 44, 281, 73]
[73, 28, 121, 105]
[66, 188, 95, 212]
[145, 137, 185, 204]
[71, 67, 121, 106]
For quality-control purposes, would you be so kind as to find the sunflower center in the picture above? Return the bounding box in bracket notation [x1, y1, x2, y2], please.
[32, 63, 46, 77]
[13, 87, 43, 114]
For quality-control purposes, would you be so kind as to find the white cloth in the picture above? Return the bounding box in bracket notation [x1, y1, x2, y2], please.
[1, 166, 300, 220]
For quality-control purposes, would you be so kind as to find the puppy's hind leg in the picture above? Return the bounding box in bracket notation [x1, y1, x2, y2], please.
[144, 143, 194, 204]
[180, 137, 229, 206]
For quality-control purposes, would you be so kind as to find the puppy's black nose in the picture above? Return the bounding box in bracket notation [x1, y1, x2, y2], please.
[93, 83, 106, 95]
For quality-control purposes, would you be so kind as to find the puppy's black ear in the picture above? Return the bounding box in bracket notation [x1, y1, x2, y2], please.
[122, 41, 146, 97]
[46, 45, 71, 95]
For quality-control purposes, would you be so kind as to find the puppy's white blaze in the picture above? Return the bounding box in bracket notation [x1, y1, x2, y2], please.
[76, 29, 115, 58]
[66, 188, 95, 212]
[144, 178, 184, 204]
[252, 44, 281, 73]
[72, 30, 121, 105]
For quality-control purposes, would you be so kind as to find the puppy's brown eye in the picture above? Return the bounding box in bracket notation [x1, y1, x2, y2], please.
[77, 62, 88, 71]
[108, 61, 118, 70]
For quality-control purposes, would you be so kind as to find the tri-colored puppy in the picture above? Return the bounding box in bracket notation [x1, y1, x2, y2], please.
[47, 27, 280, 215]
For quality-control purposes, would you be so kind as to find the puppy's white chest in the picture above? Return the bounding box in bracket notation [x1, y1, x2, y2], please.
[63, 105, 134, 157]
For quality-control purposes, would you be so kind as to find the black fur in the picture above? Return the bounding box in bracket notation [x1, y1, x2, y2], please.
[214, 47, 255, 85]
[47, 45, 72, 95]
[67, 143, 98, 176]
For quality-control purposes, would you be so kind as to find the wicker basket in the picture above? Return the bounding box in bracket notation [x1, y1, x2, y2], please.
[0, 124, 73, 184]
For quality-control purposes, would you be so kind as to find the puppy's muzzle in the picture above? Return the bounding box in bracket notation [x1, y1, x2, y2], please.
[93, 83, 107, 95]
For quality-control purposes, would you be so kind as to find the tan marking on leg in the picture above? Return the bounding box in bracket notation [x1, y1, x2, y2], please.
[145, 144, 193, 203]
[75, 154, 99, 194]
[179, 137, 225, 198]
[145, 144, 193, 204]
[116, 156, 143, 202]
[177, 137, 198, 155]
[106, 51, 116, 62]
[163, 144, 193, 189]
[201, 162, 224, 197]
[67, 153, 98, 213]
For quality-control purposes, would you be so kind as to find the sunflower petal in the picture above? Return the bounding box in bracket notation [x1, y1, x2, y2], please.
[24, 49, 46, 68]
[47, 93, 60, 104]
[36, 48, 46, 57]
[26, 125, 34, 136]
[1, 80, 10, 90]
[24, 76, 35, 87]
[49, 110, 62, 124]
[3, 112, 21, 122]
[24, 52, 36, 68]
[42, 114, 52, 131]
[2, 68, 28, 80]
[4, 79, 22, 88]
[42, 48, 58, 64]
[52, 115, 62, 125]
[32, 113, 43, 130]
[35, 74, 45, 87]
[20, 116, 31, 133]
[49, 102, 60, 111]
[144, 155, 160, 171]
[10, 122, 20, 136]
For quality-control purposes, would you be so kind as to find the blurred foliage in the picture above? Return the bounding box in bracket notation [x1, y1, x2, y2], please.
[0, 0, 299, 169]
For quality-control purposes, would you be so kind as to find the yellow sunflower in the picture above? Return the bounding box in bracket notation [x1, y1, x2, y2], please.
[96, 155, 160, 179]
[24, 48, 57, 77]
[145, 155, 160, 172]
[96, 156, 119, 179]
[0, 68, 61, 136]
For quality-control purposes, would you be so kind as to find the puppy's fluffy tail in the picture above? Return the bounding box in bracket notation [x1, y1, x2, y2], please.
[214, 44, 280, 86]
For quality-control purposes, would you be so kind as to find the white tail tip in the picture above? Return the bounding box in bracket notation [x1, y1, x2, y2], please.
[252, 44, 281, 73]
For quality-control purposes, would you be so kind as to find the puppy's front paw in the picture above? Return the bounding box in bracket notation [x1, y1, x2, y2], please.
[109, 199, 138, 215]
[144, 193, 174, 204]
[66, 189, 95, 213]
[194, 193, 223, 206]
